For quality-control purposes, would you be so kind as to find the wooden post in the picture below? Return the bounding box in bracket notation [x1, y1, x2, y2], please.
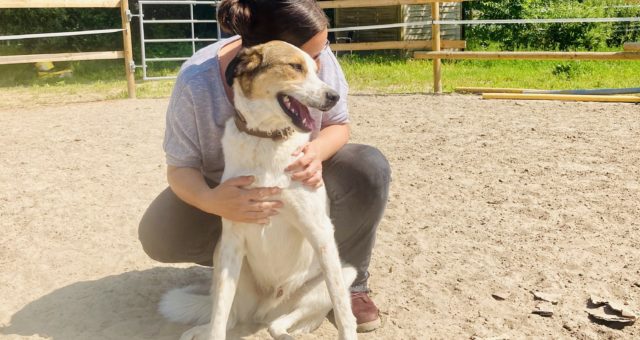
[431, 2, 442, 93]
[120, 0, 136, 98]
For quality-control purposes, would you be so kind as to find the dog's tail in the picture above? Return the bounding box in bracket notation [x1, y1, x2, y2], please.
[159, 284, 212, 325]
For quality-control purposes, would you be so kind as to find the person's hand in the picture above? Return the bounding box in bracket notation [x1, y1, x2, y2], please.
[201, 176, 283, 224]
[286, 143, 323, 188]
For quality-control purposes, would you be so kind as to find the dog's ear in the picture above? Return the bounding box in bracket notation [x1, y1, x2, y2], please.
[225, 47, 263, 87]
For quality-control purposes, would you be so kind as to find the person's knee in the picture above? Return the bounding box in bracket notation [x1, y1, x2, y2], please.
[138, 217, 178, 263]
[338, 144, 391, 193]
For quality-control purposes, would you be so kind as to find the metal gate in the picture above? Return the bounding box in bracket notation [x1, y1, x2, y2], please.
[135, 0, 221, 80]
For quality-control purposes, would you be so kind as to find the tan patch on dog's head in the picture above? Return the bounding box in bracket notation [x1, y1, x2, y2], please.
[226, 41, 312, 99]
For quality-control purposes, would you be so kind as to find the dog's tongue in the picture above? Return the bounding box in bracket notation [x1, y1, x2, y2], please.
[290, 97, 314, 131]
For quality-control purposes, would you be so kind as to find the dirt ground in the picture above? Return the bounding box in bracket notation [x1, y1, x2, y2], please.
[1, 94, 639, 340]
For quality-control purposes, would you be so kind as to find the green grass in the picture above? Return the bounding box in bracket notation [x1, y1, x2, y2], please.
[339, 54, 640, 93]
[0, 59, 179, 100]
[1, 53, 639, 106]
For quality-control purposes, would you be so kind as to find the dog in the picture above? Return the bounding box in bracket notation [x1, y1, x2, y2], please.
[159, 40, 358, 340]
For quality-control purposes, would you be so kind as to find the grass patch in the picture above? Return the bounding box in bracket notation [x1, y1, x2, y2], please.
[1, 53, 639, 107]
[0, 59, 179, 106]
[339, 54, 640, 93]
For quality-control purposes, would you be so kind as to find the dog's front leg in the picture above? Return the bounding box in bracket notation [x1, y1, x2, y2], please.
[298, 215, 357, 340]
[209, 226, 245, 339]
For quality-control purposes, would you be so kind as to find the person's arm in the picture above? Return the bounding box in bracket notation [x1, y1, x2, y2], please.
[286, 123, 349, 188]
[286, 46, 351, 188]
[167, 165, 283, 224]
[310, 123, 350, 161]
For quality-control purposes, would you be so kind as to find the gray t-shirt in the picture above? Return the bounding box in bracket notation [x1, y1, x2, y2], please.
[163, 36, 350, 182]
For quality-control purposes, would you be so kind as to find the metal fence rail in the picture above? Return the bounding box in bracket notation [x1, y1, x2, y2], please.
[136, 0, 220, 80]
[0, 28, 125, 41]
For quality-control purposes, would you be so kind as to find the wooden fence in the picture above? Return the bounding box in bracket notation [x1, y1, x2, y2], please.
[3, 1, 637, 96]
[319, 0, 640, 93]
[319, 0, 466, 93]
[1, 0, 136, 98]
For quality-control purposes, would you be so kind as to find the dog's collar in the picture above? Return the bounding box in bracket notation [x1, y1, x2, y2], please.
[233, 111, 294, 141]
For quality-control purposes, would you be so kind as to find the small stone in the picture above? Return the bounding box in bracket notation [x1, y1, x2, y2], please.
[532, 301, 554, 317]
[492, 292, 511, 301]
[586, 306, 636, 324]
[608, 300, 638, 319]
[589, 294, 607, 306]
[533, 291, 561, 304]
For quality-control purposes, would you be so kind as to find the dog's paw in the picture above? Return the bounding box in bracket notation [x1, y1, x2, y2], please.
[275, 335, 295, 340]
[179, 324, 211, 340]
[338, 330, 358, 340]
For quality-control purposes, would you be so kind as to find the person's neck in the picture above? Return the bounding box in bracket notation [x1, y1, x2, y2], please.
[218, 38, 243, 102]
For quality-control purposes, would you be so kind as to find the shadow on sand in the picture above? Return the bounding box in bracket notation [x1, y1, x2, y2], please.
[0, 266, 262, 340]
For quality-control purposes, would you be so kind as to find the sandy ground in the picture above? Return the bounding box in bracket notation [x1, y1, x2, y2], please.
[1, 94, 639, 340]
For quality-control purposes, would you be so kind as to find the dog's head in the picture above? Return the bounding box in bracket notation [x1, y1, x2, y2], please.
[226, 40, 340, 133]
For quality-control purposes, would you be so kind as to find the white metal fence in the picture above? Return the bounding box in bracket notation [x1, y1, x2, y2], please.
[134, 0, 221, 80]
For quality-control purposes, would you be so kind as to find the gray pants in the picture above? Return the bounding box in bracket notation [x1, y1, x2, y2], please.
[138, 144, 390, 291]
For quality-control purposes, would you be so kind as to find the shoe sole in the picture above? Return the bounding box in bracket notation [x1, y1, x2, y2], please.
[356, 317, 381, 333]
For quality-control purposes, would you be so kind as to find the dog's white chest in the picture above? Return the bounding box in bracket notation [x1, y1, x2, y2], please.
[220, 120, 323, 288]
[221, 119, 308, 186]
[241, 215, 318, 288]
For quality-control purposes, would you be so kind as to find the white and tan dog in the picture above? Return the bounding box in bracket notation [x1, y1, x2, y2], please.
[159, 41, 358, 340]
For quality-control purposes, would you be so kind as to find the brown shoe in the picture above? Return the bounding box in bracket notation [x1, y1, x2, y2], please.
[351, 291, 381, 332]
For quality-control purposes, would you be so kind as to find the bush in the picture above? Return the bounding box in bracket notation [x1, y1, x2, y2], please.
[464, 0, 640, 51]
[0, 8, 122, 54]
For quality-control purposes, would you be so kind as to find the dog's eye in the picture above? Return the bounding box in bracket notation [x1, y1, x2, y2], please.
[289, 63, 304, 72]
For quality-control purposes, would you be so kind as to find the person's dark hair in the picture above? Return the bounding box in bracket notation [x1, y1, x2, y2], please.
[217, 0, 328, 47]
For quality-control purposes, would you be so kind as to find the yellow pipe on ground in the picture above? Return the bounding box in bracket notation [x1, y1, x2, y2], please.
[482, 93, 640, 103]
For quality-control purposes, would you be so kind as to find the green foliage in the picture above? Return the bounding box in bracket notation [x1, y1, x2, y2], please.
[0, 8, 122, 54]
[465, 0, 640, 51]
[551, 63, 586, 80]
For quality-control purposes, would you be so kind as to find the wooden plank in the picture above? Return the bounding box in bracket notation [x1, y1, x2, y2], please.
[1, 0, 121, 8]
[120, 0, 135, 98]
[624, 42, 640, 52]
[318, 0, 464, 9]
[0, 51, 124, 65]
[431, 2, 442, 93]
[331, 39, 465, 51]
[483, 93, 640, 103]
[414, 51, 640, 60]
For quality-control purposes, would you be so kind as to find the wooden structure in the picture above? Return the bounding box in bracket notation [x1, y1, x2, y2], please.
[323, 1, 463, 49]
[403, 2, 462, 42]
[0, 0, 136, 98]
[319, 0, 465, 93]
[413, 32, 640, 93]
[319, 2, 640, 93]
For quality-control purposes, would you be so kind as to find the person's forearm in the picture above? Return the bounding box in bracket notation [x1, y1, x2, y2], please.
[166, 165, 211, 212]
[311, 123, 350, 161]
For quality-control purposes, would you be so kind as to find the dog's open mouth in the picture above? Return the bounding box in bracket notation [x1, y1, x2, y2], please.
[277, 94, 314, 132]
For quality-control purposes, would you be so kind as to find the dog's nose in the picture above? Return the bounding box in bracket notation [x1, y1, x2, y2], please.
[325, 90, 340, 104]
